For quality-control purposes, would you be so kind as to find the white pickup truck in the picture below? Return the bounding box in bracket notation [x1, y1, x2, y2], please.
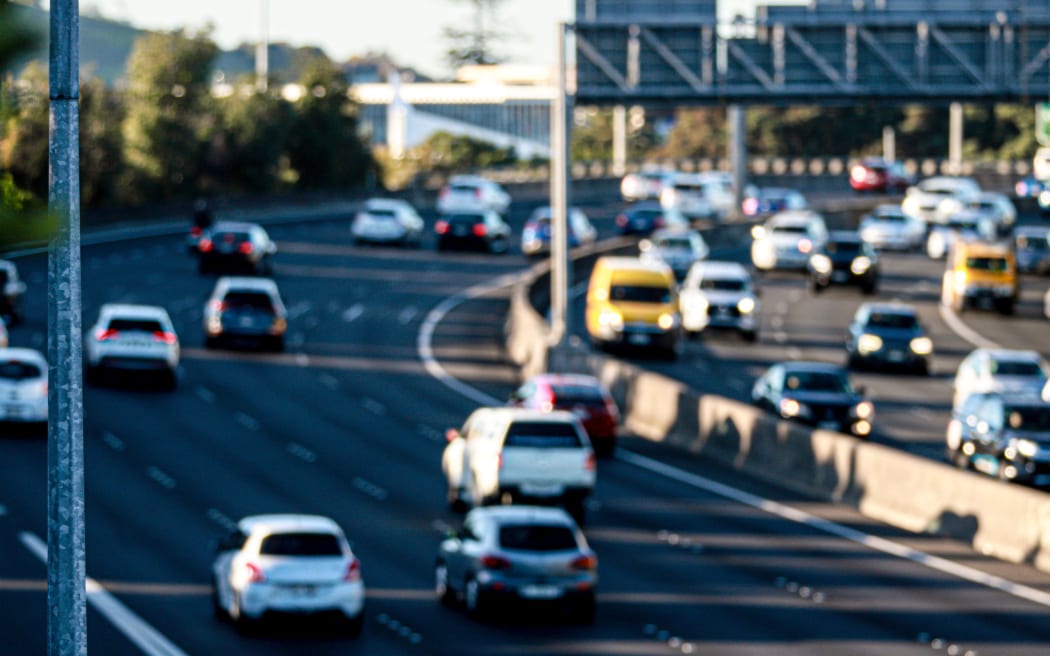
[442, 408, 596, 521]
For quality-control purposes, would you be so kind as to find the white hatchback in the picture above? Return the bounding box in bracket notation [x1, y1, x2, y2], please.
[351, 198, 424, 246]
[750, 210, 829, 271]
[211, 514, 366, 634]
[952, 348, 1050, 411]
[436, 175, 511, 215]
[0, 348, 48, 429]
[85, 304, 179, 389]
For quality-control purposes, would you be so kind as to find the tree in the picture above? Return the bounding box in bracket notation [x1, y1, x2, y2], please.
[79, 76, 126, 206]
[444, 0, 508, 71]
[417, 130, 515, 173]
[0, 61, 48, 199]
[121, 29, 219, 202]
[210, 89, 292, 193]
[285, 57, 374, 190]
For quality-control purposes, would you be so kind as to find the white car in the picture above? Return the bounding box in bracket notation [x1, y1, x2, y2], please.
[351, 198, 424, 246]
[901, 176, 981, 225]
[750, 210, 829, 271]
[925, 211, 995, 259]
[639, 228, 709, 282]
[620, 170, 672, 202]
[211, 514, 366, 634]
[679, 261, 760, 342]
[436, 175, 511, 215]
[442, 407, 596, 521]
[85, 304, 180, 389]
[660, 171, 735, 222]
[939, 192, 1017, 234]
[1034, 146, 1050, 182]
[0, 348, 48, 429]
[952, 348, 1050, 411]
[858, 204, 926, 251]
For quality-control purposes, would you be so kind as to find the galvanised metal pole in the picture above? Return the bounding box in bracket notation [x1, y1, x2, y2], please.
[728, 104, 747, 217]
[47, 1, 86, 654]
[549, 22, 570, 348]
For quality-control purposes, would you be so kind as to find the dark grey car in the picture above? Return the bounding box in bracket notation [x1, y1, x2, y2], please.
[435, 506, 598, 623]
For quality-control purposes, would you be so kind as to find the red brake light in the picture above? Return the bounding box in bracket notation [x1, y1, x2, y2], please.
[497, 452, 504, 471]
[208, 300, 227, 312]
[584, 451, 596, 472]
[616, 214, 628, 227]
[435, 220, 450, 235]
[239, 242, 254, 254]
[152, 331, 177, 345]
[480, 555, 512, 570]
[95, 328, 119, 341]
[654, 216, 665, 228]
[472, 223, 487, 237]
[199, 239, 213, 252]
[245, 562, 266, 583]
[571, 554, 597, 571]
[344, 558, 361, 582]
[474, 187, 483, 198]
[190, 226, 202, 237]
[439, 187, 450, 199]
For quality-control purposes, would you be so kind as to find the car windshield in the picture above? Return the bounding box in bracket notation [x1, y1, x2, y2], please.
[866, 312, 917, 329]
[919, 183, 957, 195]
[223, 291, 274, 310]
[785, 371, 850, 393]
[550, 384, 606, 406]
[947, 220, 978, 231]
[214, 231, 250, 242]
[674, 183, 704, 192]
[654, 237, 693, 250]
[872, 213, 905, 223]
[503, 421, 582, 448]
[450, 184, 479, 194]
[259, 532, 342, 556]
[991, 360, 1045, 377]
[0, 360, 42, 380]
[498, 525, 578, 552]
[826, 241, 862, 255]
[699, 278, 746, 291]
[772, 225, 807, 235]
[1017, 235, 1049, 250]
[630, 209, 663, 220]
[966, 257, 1008, 272]
[609, 284, 672, 304]
[108, 318, 164, 333]
[447, 214, 484, 226]
[1005, 407, 1050, 432]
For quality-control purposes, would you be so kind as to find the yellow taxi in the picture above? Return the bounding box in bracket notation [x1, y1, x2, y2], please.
[941, 240, 1018, 315]
[585, 256, 680, 358]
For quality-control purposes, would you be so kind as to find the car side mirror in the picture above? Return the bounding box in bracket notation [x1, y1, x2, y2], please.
[445, 428, 461, 443]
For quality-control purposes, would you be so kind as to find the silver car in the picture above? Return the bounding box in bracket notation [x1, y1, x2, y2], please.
[435, 506, 598, 623]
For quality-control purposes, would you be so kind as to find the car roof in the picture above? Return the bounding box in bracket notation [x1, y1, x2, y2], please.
[215, 276, 280, 293]
[767, 210, 821, 226]
[596, 256, 673, 275]
[531, 373, 604, 388]
[209, 221, 258, 232]
[690, 260, 749, 278]
[778, 361, 847, 374]
[475, 407, 581, 423]
[98, 303, 171, 320]
[471, 505, 576, 526]
[363, 198, 409, 210]
[0, 347, 47, 366]
[237, 514, 342, 536]
[974, 348, 1044, 363]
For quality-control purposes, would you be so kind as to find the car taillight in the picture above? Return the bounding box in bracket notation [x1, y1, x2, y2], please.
[245, 562, 266, 583]
[439, 187, 450, 199]
[584, 451, 596, 471]
[480, 555, 512, 570]
[742, 198, 759, 215]
[152, 331, 177, 345]
[616, 214, 628, 227]
[571, 554, 597, 571]
[472, 223, 487, 237]
[198, 239, 213, 252]
[344, 558, 361, 582]
[435, 220, 450, 235]
[474, 188, 483, 198]
[497, 452, 504, 471]
[95, 328, 119, 341]
[208, 300, 227, 313]
[239, 242, 254, 254]
[654, 216, 665, 228]
[190, 226, 202, 237]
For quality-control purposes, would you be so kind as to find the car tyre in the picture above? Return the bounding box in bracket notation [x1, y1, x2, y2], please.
[211, 578, 227, 621]
[996, 299, 1015, 316]
[343, 610, 365, 637]
[268, 336, 285, 353]
[572, 592, 597, 625]
[204, 335, 220, 350]
[435, 562, 456, 606]
[464, 576, 487, 620]
[741, 329, 758, 343]
[810, 279, 824, 294]
[447, 486, 467, 512]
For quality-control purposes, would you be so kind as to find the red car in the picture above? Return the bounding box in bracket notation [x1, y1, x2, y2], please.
[508, 374, 620, 456]
[849, 157, 915, 193]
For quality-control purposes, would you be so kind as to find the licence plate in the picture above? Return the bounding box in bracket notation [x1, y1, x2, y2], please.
[818, 420, 840, 430]
[832, 271, 849, 282]
[4, 404, 24, 417]
[239, 317, 254, 326]
[289, 585, 317, 597]
[887, 351, 904, 362]
[453, 226, 468, 236]
[628, 333, 650, 345]
[520, 585, 562, 599]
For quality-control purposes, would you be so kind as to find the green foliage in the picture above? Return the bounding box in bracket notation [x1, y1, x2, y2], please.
[285, 58, 374, 189]
[0, 61, 48, 198]
[418, 130, 515, 172]
[210, 90, 293, 193]
[654, 106, 728, 160]
[121, 29, 219, 202]
[80, 77, 126, 206]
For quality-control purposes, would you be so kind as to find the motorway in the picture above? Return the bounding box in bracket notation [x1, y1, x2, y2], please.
[2, 198, 1050, 654]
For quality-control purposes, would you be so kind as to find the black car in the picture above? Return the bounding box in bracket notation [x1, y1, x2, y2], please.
[946, 390, 1050, 487]
[197, 221, 277, 275]
[808, 231, 879, 294]
[614, 202, 689, 236]
[751, 361, 874, 437]
[845, 303, 932, 375]
[0, 259, 26, 325]
[435, 211, 511, 253]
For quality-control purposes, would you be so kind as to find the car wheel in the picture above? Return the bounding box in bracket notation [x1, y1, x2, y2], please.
[861, 283, 878, 296]
[343, 609, 364, 637]
[204, 335, 220, 350]
[435, 562, 455, 606]
[160, 369, 178, 391]
[996, 299, 1015, 316]
[464, 576, 486, 619]
[269, 336, 285, 353]
[741, 329, 758, 343]
[809, 280, 824, 294]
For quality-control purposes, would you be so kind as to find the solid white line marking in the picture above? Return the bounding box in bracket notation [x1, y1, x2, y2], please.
[398, 306, 419, 325]
[19, 532, 190, 656]
[616, 450, 1050, 609]
[0, 504, 6, 516]
[938, 303, 1001, 350]
[362, 397, 387, 416]
[194, 386, 216, 403]
[101, 432, 126, 452]
[342, 304, 365, 323]
[234, 412, 259, 431]
[295, 353, 310, 367]
[417, 267, 1050, 612]
[146, 467, 176, 491]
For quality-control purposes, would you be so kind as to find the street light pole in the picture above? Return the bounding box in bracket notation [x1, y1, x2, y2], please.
[47, 1, 86, 654]
[549, 22, 571, 350]
[256, 0, 269, 92]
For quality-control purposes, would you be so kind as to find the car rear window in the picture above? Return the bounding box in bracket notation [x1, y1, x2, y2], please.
[259, 532, 342, 556]
[609, 284, 671, 304]
[965, 257, 1008, 272]
[873, 213, 905, 223]
[0, 360, 42, 380]
[991, 360, 1043, 377]
[213, 231, 250, 242]
[447, 214, 484, 226]
[499, 524, 578, 552]
[367, 209, 397, 218]
[550, 384, 605, 406]
[654, 237, 693, 250]
[108, 318, 164, 333]
[450, 184, 479, 193]
[771, 225, 807, 235]
[223, 291, 274, 310]
[503, 421, 582, 448]
[1017, 235, 1049, 250]
[629, 209, 662, 220]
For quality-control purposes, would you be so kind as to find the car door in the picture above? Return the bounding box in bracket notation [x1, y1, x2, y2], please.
[971, 396, 1002, 460]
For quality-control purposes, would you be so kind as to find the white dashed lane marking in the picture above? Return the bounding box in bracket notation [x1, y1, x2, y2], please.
[362, 397, 387, 416]
[287, 442, 318, 463]
[234, 412, 259, 431]
[101, 432, 126, 452]
[194, 386, 216, 403]
[342, 304, 365, 323]
[398, 306, 418, 324]
[146, 467, 177, 490]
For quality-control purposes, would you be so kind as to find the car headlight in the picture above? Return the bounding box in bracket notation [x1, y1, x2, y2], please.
[910, 336, 933, 355]
[811, 254, 832, 274]
[850, 256, 871, 274]
[953, 270, 967, 288]
[857, 334, 883, 354]
[657, 313, 678, 330]
[780, 398, 804, 417]
[1015, 438, 1040, 459]
[737, 297, 756, 314]
[751, 225, 766, 240]
[852, 400, 874, 420]
[599, 309, 623, 330]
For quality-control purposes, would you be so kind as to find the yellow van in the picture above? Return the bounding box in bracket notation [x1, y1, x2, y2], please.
[941, 241, 1018, 315]
[585, 256, 680, 358]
